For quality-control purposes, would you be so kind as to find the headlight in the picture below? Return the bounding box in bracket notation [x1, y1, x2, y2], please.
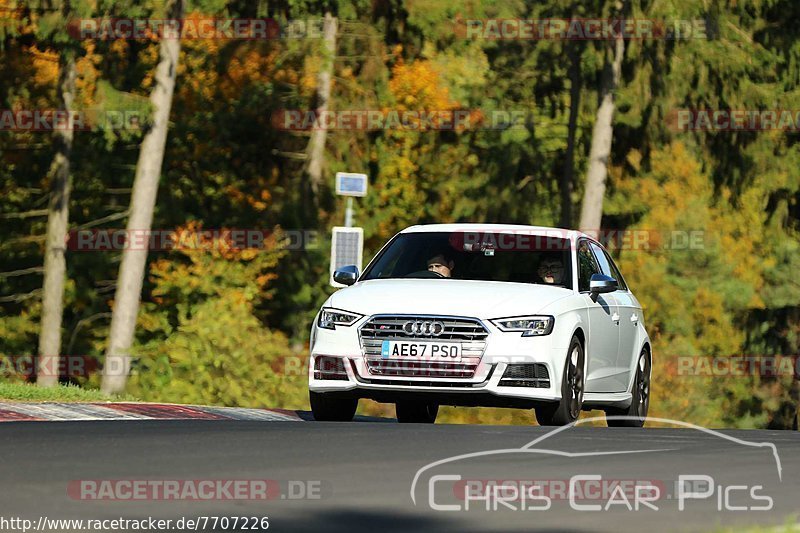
[490, 315, 554, 337]
[317, 308, 363, 330]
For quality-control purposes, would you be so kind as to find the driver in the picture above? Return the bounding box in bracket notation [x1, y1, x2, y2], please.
[537, 254, 564, 284]
[426, 253, 455, 278]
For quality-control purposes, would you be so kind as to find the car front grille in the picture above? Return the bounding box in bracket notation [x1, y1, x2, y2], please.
[359, 315, 488, 379]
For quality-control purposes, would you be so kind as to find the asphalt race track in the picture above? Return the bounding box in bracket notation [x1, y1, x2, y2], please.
[1, 418, 798, 532]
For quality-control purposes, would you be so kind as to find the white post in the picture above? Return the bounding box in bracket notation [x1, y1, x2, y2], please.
[345, 197, 354, 227]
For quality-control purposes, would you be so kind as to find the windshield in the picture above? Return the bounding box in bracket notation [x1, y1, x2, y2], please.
[361, 231, 573, 289]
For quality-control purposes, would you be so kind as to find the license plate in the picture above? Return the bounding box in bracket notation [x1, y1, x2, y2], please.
[380, 340, 462, 361]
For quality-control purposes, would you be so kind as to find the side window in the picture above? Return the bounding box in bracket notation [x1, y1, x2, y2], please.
[589, 242, 628, 291]
[589, 242, 626, 292]
[577, 241, 601, 292]
[589, 242, 614, 277]
[604, 250, 628, 291]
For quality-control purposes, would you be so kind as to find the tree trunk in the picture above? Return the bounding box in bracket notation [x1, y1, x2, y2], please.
[306, 12, 337, 198]
[559, 40, 581, 228]
[37, 50, 76, 387]
[578, 16, 625, 232]
[101, 0, 183, 394]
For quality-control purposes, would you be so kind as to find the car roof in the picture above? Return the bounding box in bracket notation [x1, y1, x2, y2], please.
[399, 223, 592, 243]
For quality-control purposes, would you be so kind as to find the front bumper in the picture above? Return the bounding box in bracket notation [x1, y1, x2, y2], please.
[308, 315, 570, 406]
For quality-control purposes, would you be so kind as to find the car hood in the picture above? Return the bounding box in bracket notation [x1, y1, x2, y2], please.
[327, 279, 573, 318]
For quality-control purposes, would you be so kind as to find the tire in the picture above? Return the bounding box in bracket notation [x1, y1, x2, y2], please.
[309, 391, 357, 422]
[605, 347, 651, 427]
[535, 335, 585, 426]
[396, 401, 439, 423]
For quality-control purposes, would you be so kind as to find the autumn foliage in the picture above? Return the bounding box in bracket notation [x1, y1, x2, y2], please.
[1, 1, 798, 425]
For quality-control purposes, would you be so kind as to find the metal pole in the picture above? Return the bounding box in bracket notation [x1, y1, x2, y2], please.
[345, 197, 354, 227]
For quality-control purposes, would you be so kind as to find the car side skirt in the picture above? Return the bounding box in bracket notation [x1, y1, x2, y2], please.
[583, 392, 633, 410]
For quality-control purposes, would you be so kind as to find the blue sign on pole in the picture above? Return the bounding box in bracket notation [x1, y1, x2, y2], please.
[335, 172, 368, 197]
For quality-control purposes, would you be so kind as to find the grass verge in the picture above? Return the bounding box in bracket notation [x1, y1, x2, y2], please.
[0, 381, 138, 403]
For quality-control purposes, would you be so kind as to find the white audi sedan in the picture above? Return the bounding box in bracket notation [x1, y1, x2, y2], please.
[308, 224, 651, 426]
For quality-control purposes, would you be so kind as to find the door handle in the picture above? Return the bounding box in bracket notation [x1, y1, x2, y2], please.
[612, 312, 620, 323]
[631, 313, 639, 325]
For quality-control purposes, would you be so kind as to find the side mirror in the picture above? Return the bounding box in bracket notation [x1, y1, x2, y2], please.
[333, 265, 359, 286]
[589, 273, 618, 294]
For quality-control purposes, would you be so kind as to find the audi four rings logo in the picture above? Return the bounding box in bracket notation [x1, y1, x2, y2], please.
[403, 320, 445, 336]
